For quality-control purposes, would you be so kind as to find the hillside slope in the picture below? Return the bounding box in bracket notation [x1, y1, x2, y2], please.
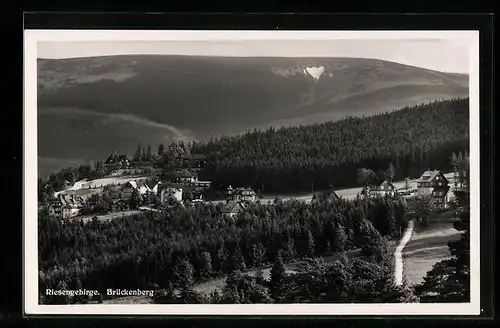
[194, 98, 469, 193]
[37, 55, 469, 177]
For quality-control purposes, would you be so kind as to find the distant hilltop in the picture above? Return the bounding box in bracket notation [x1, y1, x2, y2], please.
[38, 55, 469, 176]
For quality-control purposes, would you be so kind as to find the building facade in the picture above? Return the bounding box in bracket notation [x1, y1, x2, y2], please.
[160, 186, 183, 204]
[122, 180, 151, 199]
[417, 170, 452, 207]
[222, 201, 246, 218]
[226, 187, 257, 203]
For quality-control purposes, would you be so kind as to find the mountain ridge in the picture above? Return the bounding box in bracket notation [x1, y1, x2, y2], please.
[37, 55, 469, 177]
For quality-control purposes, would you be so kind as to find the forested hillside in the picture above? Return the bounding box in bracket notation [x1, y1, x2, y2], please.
[194, 98, 469, 192]
[39, 196, 407, 304]
[37, 55, 468, 177]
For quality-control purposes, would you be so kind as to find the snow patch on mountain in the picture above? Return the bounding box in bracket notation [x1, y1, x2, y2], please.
[304, 66, 325, 80]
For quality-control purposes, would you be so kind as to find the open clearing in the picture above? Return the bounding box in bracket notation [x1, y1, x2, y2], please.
[402, 215, 462, 286]
[246, 172, 454, 204]
[69, 210, 143, 224]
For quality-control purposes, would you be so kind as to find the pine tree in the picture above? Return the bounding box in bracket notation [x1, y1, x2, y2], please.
[358, 218, 384, 258]
[146, 145, 152, 161]
[251, 243, 267, 268]
[269, 252, 287, 301]
[129, 188, 141, 209]
[414, 195, 436, 226]
[384, 162, 396, 183]
[200, 250, 213, 279]
[215, 246, 227, 273]
[158, 144, 165, 157]
[404, 177, 410, 193]
[284, 237, 296, 260]
[304, 229, 315, 258]
[134, 143, 142, 162]
[173, 259, 194, 289]
[332, 223, 347, 253]
[231, 248, 247, 272]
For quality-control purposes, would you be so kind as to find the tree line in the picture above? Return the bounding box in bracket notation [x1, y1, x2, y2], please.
[38, 195, 408, 304]
[192, 98, 469, 193]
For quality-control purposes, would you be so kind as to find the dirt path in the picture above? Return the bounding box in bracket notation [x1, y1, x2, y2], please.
[394, 220, 415, 286]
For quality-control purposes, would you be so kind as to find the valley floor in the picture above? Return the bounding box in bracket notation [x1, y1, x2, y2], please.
[402, 214, 462, 286]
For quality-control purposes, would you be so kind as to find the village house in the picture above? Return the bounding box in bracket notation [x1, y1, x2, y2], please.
[145, 180, 161, 194]
[416, 170, 453, 207]
[374, 180, 397, 197]
[222, 200, 246, 218]
[104, 150, 130, 170]
[311, 190, 341, 204]
[178, 153, 207, 170]
[360, 184, 378, 197]
[48, 191, 96, 219]
[226, 186, 257, 203]
[361, 180, 397, 198]
[174, 169, 198, 184]
[190, 179, 212, 190]
[121, 180, 151, 199]
[160, 185, 183, 204]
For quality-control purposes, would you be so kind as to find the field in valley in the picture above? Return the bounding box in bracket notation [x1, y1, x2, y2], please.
[402, 213, 462, 286]
[251, 172, 454, 204]
[70, 210, 144, 224]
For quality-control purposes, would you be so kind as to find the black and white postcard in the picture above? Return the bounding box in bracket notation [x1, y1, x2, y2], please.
[24, 30, 480, 315]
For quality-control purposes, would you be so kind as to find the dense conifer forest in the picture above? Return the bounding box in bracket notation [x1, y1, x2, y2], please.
[194, 98, 469, 192]
[38, 195, 408, 304]
[37, 98, 470, 304]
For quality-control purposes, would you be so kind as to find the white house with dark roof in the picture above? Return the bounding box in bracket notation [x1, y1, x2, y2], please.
[312, 190, 341, 203]
[227, 187, 257, 203]
[174, 169, 198, 184]
[416, 170, 453, 207]
[373, 180, 397, 197]
[122, 180, 151, 199]
[48, 190, 96, 218]
[222, 200, 246, 218]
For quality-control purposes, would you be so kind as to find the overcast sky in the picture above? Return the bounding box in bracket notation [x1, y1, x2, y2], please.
[37, 39, 470, 74]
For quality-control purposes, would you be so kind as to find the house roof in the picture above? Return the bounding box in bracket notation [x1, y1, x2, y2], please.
[159, 182, 184, 190]
[176, 169, 196, 178]
[62, 189, 97, 200]
[145, 180, 160, 189]
[417, 170, 442, 182]
[163, 186, 182, 192]
[125, 181, 145, 189]
[58, 193, 85, 207]
[312, 190, 340, 202]
[104, 150, 118, 164]
[223, 201, 246, 213]
[379, 180, 396, 189]
[235, 188, 256, 196]
[432, 186, 450, 197]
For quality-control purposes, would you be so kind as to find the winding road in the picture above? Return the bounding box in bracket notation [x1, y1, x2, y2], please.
[394, 220, 415, 286]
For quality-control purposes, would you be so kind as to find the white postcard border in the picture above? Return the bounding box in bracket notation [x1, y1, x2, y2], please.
[24, 29, 481, 316]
